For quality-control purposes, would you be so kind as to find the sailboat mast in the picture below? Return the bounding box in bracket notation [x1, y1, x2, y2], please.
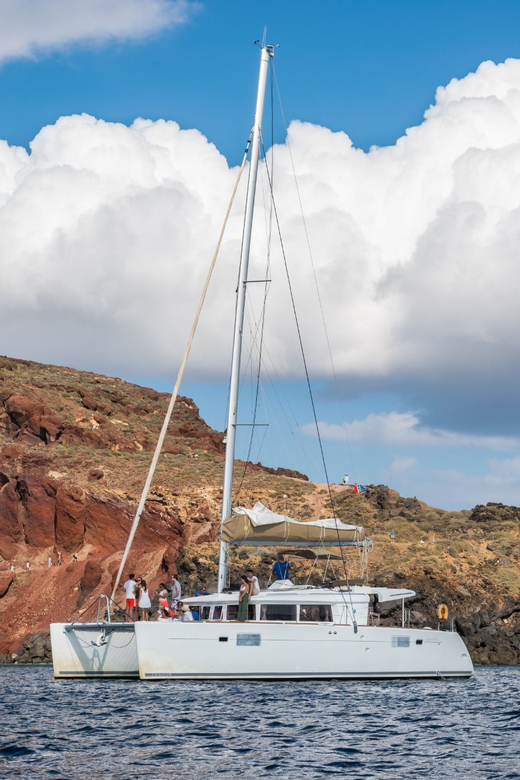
[217, 43, 274, 592]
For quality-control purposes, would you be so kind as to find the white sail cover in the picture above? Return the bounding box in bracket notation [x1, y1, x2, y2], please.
[222, 502, 365, 546]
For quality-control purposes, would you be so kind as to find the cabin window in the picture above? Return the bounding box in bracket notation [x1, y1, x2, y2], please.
[299, 605, 333, 622]
[212, 606, 223, 620]
[200, 606, 211, 620]
[227, 604, 256, 620]
[259, 604, 297, 621]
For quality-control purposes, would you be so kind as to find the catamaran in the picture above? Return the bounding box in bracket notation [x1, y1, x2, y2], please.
[51, 41, 473, 680]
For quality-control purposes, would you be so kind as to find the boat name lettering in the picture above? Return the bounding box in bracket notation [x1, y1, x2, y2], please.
[237, 634, 261, 646]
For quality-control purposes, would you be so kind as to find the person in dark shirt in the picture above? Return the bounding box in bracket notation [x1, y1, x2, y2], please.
[272, 553, 290, 580]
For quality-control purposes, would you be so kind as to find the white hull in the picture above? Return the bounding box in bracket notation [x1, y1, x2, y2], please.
[50, 623, 138, 678]
[134, 621, 473, 680]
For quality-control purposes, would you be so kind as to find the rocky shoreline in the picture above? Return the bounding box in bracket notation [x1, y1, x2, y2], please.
[1, 634, 52, 665]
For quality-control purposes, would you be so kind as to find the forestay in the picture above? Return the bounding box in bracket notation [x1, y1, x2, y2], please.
[221, 501, 365, 546]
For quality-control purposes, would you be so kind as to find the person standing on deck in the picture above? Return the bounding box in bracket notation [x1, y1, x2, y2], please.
[272, 553, 290, 580]
[237, 574, 252, 622]
[123, 574, 137, 621]
[170, 575, 182, 611]
[138, 580, 152, 621]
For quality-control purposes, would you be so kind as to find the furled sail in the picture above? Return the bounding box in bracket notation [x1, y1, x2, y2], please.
[221, 502, 365, 546]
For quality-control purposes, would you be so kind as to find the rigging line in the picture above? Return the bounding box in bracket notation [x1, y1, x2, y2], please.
[258, 338, 323, 470]
[271, 64, 371, 590]
[110, 139, 252, 605]
[262, 150, 359, 629]
[271, 61, 361, 489]
[262, 153, 335, 506]
[258, 358, 324, 477]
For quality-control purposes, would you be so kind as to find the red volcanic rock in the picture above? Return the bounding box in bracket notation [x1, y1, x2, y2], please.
[19, 478, 57, 548]
[0, 574, 14, 598]
[55, 485, 86, 551]
[83, 498, 134, 553]
[0, 477, 24, 558]
[1, 444, 23, 462]
[78, 392, 99, 411]
[80, 559, 102, 597]
[188, 502, 213, 523]
[4, 394, 63, 444]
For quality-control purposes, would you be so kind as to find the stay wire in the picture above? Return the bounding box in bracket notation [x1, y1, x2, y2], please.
[262, 114, 359, 628]
[272, 60, 370, 593]
[271, 60, 362, 492]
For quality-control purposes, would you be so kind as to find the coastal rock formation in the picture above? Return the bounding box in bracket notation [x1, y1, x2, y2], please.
[0, 356, 519, 665]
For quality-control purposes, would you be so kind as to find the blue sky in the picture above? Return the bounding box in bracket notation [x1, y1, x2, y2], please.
[2, 0, 520, 510]
[4, 1, 520, 159]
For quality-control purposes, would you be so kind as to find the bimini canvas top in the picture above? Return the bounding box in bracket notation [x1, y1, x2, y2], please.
[222, 502, 365, 547]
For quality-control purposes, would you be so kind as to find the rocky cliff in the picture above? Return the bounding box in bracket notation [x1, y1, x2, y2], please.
[0, 356, 519, 665]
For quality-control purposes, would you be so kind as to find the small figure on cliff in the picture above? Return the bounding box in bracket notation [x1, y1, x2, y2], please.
[10, 563, 15, 573]
[47, 556, 53, 567]
[123, 573, 137, 621]
[72, 554, 78, 563]
[57, 552, 62, 566]
[390, 530, 395, 544]
[26, 561, 30, 570]
[342, 474, 349, 485]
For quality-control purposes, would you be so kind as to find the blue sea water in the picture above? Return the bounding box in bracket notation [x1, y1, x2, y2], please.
[0, 666, 519, 780]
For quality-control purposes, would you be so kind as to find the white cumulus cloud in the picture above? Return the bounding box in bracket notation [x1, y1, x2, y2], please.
[1, 56, 520, 438]
[0, 0, 200, 63]
[301, 413, 518, 451]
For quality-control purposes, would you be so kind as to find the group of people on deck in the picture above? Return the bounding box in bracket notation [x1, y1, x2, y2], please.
[121, 553, 291, 623]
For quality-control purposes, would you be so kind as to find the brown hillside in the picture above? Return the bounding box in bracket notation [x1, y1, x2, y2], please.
[0, 356, 519, 665]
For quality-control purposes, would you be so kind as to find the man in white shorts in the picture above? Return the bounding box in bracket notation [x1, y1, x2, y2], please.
[123, 573, 137, 621]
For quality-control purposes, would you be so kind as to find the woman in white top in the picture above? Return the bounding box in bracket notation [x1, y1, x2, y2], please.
[138, 579, 152, 621]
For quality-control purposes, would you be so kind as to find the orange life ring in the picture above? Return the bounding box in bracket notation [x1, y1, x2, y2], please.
[437, 603, 449, 620]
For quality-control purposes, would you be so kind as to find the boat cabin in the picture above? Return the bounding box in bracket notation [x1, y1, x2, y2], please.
[182, 582, 416, 627]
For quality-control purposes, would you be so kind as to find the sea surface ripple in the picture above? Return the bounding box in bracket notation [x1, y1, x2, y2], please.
[0, 666, 519, 780]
